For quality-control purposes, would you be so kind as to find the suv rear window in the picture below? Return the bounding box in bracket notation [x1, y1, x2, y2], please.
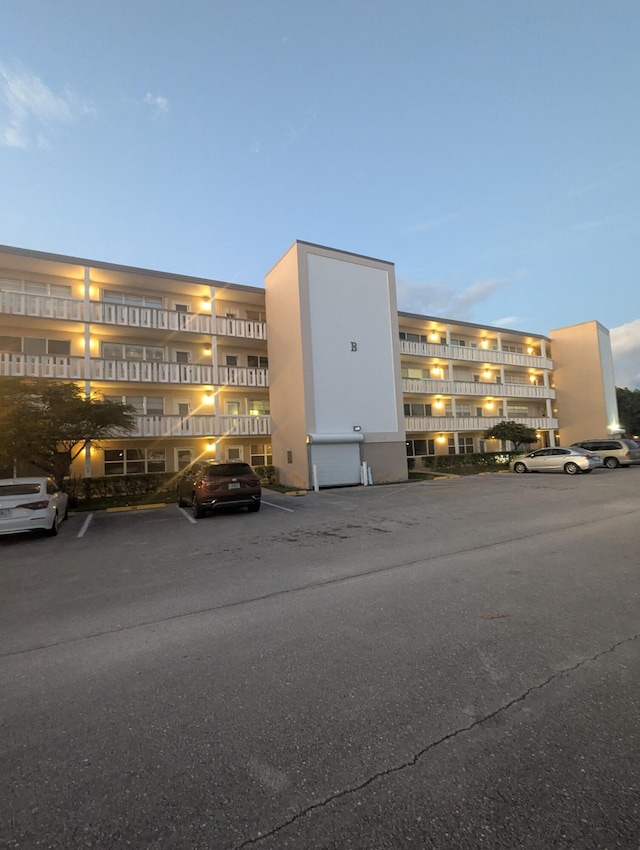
[622, 439, 639, 449]
[203, 463, 254, 477]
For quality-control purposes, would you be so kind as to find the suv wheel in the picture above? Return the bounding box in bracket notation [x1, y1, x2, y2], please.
[604, 457, 619, 469]
[192, 495, 205, 519]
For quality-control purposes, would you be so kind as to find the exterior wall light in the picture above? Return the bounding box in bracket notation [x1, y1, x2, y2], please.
[353, 425, 362, 432]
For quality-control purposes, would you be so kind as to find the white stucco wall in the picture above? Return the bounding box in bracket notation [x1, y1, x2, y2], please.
[306, 253, 400, 435]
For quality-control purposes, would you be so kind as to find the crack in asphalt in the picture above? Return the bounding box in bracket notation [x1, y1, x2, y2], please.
[233, 632, 640, 848]
[3, 507, 638, 659]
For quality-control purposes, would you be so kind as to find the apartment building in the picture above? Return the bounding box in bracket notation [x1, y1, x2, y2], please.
[0, 241, 620, 488]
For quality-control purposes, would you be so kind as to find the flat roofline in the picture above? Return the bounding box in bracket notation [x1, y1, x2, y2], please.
[266, 240, 395, 276]
[0, 243, 265, 295]
[398, 310, 551, 341]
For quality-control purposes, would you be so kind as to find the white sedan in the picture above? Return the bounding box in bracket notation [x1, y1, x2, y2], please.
[510, 447, 603, 475]
[0, 477, 69, 537]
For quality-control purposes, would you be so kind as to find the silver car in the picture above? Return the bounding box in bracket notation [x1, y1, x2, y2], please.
[511, 447, 602, 475]
[0, 477, 69, 536]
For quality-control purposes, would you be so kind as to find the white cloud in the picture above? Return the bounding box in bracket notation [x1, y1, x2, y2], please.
[397, 276, 509, 321]
[491, 316, 524, 328]
[143, 93, 169, 115]
[611, 320, 640, 390]
[0, 62, 93, 148]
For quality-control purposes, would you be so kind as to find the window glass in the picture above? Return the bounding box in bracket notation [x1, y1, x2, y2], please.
[250, 444, 272, 465]
[249, 399, 270, 415]
[226, 401, 241, 415]
[24, 338, 46, 355]
[47, 340, 71, 355]
[0, 336, 22, 352]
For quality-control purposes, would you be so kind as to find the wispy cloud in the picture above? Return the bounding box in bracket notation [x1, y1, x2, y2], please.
[409, 213, 458, 233]
[491, 315, 524, 328]
[397, 277, 509, 321]
[611, 320, 640, 390]
[0, 62, 94, 148]
[143, 93, 169, 116]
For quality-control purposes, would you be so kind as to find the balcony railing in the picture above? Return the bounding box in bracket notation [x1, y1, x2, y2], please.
[0, 292, 84, 322]
[90, 302, 213, 334]
[400, 340, 552, 370]
[216, 317, 267, 339]
[0, 354, 214, 384]
[217, 366, 269, 387]
[402, 378, 556, 399]
[130, 414, 272, 438]
[405, 416, 558, 433]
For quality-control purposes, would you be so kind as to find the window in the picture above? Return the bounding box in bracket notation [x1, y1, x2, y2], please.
[104, 448, 166, 475]
[449, 436, 474, 455]
[102, 290, 163, 308]
[246, 310, 265, 321]
[226, 401, 241, 415]
[174, 303, 189, 312]
[249, 399, 270, 416]
[0, 336, 70, 355]
[225, 355, 238, 366]
[47, 340, 71, 355]
[399, 332, 427, 343]
[401, 367, 429, 379]
[403, 403, 432, 417]
[406, 439, 435, 457]
[507, 405, 530, 416]
[226, 446, 242, 461]
[502, 343, 524, 354]
[104, 395, 165, 415]
[0, 278, 72, 297]
[247, 355, 269, 368]
[175, 351, 191, 364]
[176, 448, 193, 469]
[102, 343, 164, 361]
[251, 443, 272, 465]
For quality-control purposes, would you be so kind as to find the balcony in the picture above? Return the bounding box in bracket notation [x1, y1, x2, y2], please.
[0, 354, 214, 384]
[216, 317, 267, 340]
[402, 378, 556, 399]
[0, 292, 84, 322]
[90, 302, 213, 334]
[405, 415, 558, 433]
[217, 366, 269, 387]
[400, 340, 552, 370]
[131, 414, 271, 438]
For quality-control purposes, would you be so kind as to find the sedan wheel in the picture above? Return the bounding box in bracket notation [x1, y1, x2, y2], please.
[45, 511, 59, 537]
[513, 462, 527, 474]
[564, 462, 580, 475]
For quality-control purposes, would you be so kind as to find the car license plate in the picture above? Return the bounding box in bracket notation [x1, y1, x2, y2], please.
[0, 509, 11, 517]
[228, 482, 240, 489]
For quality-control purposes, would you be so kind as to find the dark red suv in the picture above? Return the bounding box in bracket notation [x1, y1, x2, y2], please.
[177, 461, 262, 518]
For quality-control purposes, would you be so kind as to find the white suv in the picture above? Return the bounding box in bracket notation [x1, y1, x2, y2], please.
[570, 439, 640, 469]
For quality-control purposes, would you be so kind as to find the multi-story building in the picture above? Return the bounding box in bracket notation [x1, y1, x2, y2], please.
[0, 241, 621, 488]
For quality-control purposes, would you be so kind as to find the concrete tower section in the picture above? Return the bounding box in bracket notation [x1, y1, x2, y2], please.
[265, 242, 407, 489]
[551, 320, 622, 444]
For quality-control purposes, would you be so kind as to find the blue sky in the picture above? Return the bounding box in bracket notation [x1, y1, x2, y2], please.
[1, 0, 639, 387]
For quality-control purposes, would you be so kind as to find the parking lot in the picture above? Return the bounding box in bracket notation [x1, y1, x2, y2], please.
[2, 468, 640, 848]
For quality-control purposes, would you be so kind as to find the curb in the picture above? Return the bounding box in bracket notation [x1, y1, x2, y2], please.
[106, 503, 167, 513]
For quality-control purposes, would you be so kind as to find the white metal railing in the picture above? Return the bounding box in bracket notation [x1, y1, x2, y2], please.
[405, 415, 558, 433]
[0, 292, 84, 322]
[90, 359, 214, 384]
[217, 366, 269, 387]
[219, 415, 271, 436]
[216, 317, 267, 340]
[130, 414, 271, 438]
[0, 353, 84, 379]
[399, 340, 552, 370]
[90, 302, 213, 334]
[402, 378, 555, 399]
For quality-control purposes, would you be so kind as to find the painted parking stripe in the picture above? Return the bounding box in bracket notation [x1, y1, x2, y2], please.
[177, 506, 197, 524]
[261, 500, 293, 513]
[77, 513, 94, 538]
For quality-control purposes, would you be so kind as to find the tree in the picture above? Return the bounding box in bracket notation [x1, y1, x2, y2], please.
[0, 378, 136, 484]
[616, 387, 640, 438]
[483, 420, 538, 453]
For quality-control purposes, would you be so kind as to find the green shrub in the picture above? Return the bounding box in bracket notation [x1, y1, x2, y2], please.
[254, 464, 278, 486]
[421, 451, 518, 471]
[65, 471, 176, 505]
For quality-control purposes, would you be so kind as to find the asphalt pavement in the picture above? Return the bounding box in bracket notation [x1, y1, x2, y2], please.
[1, 469, 639, 848]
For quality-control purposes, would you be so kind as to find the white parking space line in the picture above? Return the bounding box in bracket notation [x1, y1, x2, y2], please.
[178, 507, 197, 524]
[77, 513, 94, 538]
[262, 500, 294, 513]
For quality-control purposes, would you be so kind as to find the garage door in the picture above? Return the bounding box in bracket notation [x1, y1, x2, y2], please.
[308, 434, 363, 487]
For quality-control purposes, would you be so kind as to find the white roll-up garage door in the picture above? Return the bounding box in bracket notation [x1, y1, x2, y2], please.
[308, 433, 363, 487]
